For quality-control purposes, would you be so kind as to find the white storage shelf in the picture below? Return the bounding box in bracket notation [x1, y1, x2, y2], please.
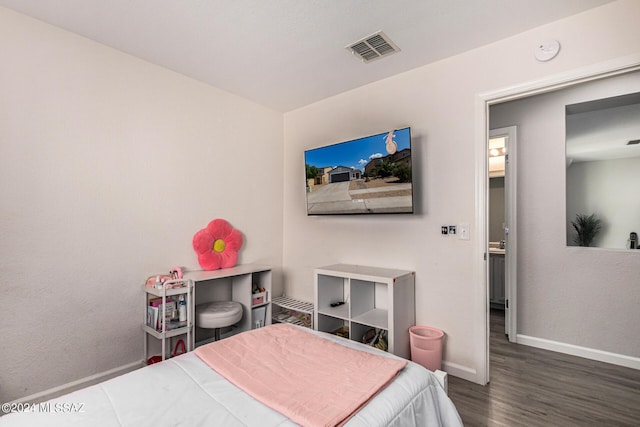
[314, 264, 415, 359]
[272, 296, 314, 329]
[143, 264, 273, 361]
[352, 309, 387, 330]
[183, 264, 273, 346]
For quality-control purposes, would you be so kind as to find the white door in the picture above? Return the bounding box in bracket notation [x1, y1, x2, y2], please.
[489, 126, 517, 342]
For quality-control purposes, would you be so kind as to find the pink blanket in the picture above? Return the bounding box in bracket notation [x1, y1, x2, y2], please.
[194, 323, 407, 427]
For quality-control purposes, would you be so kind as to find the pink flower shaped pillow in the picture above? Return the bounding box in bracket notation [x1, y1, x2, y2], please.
[192, 219, 243, 270]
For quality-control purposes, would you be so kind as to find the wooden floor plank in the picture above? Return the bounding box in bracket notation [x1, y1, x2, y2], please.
[447, 310, 640, 426]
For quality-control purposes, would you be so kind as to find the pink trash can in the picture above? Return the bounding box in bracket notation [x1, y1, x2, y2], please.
[409, 326, 444, 371]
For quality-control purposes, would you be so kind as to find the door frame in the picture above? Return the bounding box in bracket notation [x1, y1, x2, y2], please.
[475, 54, 640, 385]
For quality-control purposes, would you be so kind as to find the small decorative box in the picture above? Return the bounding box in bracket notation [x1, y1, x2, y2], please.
[252, 291, 267, 305]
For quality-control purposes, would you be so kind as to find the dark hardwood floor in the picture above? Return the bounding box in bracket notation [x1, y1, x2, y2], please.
[447, 310, 640, 426]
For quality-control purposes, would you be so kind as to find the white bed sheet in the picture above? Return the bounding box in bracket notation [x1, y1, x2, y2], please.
[1, 329, 462, 427]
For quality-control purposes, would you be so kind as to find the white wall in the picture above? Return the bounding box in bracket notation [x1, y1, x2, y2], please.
[567, 157, 640, 248]
[0, 7, 283, 402]
[283, 0, 640, 382]
[490, 71, 640, 357]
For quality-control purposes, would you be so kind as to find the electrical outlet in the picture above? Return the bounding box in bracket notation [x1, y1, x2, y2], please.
[449, 225, 456, 235]
[441, 226, 449, 236]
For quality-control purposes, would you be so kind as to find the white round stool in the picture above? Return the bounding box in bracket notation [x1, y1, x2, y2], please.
[196, 301, 243, 341]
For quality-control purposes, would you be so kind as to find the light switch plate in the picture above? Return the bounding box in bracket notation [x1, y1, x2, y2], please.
[459, 223, 470, 240]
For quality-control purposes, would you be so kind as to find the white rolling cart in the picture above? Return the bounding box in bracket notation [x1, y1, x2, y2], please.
[142, 279, 194, 362]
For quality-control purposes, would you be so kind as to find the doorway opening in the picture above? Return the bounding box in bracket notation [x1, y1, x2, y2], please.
[486, 126, 517, 382]
[488, 126, 517, 346]
[478, 55, 640, 385]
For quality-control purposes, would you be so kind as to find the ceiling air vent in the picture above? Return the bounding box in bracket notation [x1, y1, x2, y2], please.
[346, 31, 400, 63]
[627, 139, 640, 145]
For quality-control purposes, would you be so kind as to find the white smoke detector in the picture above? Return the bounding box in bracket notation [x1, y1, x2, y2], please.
[346, 31, 400, 63]
[535, 40, 561, 62]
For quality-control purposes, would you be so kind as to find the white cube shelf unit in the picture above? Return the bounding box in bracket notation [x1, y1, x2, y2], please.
[183, 264, 272, 346]
[314, 264, 415, 358]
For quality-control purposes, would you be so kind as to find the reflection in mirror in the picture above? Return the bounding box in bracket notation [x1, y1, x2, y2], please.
[566, 92, 640, 249]
[489, 136, 506, 178]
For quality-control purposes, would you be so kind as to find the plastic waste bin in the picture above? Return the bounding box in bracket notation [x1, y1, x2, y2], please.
[409, 325, 444, 371]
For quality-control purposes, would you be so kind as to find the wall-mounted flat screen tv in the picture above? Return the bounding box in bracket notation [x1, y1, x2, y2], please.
[304, 127, 413, 215]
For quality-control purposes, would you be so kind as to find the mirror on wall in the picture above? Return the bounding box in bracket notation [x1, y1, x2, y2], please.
[566, 91, 640, 249]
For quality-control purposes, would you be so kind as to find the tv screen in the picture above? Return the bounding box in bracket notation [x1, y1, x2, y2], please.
[304, 127, 413, 215]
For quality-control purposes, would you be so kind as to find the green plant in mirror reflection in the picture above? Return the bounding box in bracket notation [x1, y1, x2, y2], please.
[571, 213, 602, 247]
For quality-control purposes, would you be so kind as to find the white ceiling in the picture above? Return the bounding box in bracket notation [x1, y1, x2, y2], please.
[567, 96, 640, 163]
[0, 0, 615, 112]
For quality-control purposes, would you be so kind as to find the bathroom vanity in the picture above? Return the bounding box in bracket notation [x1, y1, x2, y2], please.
[489, 244, 505, 309]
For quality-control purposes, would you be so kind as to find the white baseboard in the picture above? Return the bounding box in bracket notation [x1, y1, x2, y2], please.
[7, 361, 144, 405]
[517, 334, 640, 370]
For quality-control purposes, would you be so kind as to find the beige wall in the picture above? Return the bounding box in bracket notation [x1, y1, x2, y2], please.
[283, 0, 640, 383]
[0, 7, 283, 402]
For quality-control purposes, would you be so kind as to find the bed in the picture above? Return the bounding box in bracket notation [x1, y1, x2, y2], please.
[0, 324, 462, 426]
